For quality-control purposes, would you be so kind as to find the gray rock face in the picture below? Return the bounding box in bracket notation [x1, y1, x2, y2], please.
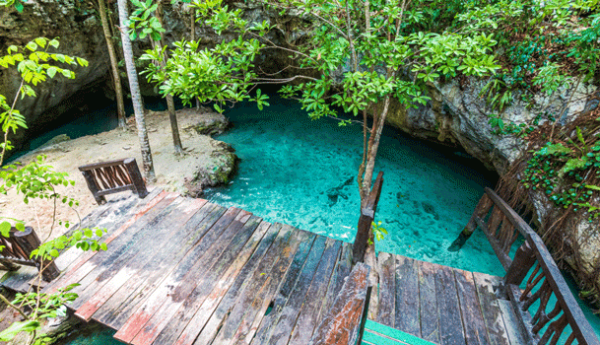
[1, 1, 109, 154]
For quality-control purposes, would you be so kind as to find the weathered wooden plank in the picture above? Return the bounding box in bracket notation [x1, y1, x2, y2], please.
[436, 266, 466, 345]
[55, 189, 162, 272]
[155, 221, 280, 345]
[157, 223, 291, 345]
[454, 270, 491, 345]
[419, 260, 440, 344]
[377, 252, 396, 328]
[395, 255, 420, 337]
[473, 272, 511, 345]
[319, 242, 353, 327]
[249, 229, 318, 345]
[263, 235, 328, 345]
[130, 215, 265, 345]
[198, 227, 314, 345]
[74, 199, 210, 321]
[288, 237, 342, 345]
[113, 209, 250, 343]
[94, 204, 230, 328]
[308, 262, 370, 345]
[497, 299, 528, 345]
[43, 191, 174, 295]
[68, 196, 190, 309]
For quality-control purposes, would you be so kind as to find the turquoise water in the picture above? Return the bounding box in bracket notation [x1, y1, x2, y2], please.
[205, 95, 504, 275]
[60, 328, 118, 345]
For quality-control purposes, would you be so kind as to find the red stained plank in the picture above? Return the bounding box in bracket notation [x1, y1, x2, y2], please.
[74, 198, 208, 321]
[113, 209, 250, 344]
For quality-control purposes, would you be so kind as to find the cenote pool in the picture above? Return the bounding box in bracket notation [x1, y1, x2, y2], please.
[32, 93, 598, 344]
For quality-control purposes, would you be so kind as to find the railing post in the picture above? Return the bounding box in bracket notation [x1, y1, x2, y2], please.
[353, 172, 384, 264]
[124, 158, 148, 198]
[81, 170, 107, 205]
[448, 193, 493, 251]
[504, 239, 536, 286]
[13, 227, 60, 282]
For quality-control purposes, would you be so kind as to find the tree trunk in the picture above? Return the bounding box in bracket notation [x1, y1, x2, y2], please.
[116, 0, 156, 183]
[98, 0, 126, 128]
[361, 95, 391, 207]
[156, 1, 184, 154]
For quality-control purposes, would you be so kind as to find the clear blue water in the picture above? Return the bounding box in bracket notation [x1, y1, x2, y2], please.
[28, 93, 596, 344]
[205, 95, 504, 275]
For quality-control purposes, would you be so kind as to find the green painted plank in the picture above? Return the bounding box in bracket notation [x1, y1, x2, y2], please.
[365, 320, 438, 345]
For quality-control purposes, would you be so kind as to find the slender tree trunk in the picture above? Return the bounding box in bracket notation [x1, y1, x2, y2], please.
[361, 95, 391, 206]
[116, 0, 156, 183]
[98, 0, 126, 128]
[156, 1, 184, 154]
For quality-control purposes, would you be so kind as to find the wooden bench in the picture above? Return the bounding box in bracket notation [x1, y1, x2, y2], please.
[79, 158, 148, 205]
[453, 187, 600, 345]
[0, 226, 60, 282]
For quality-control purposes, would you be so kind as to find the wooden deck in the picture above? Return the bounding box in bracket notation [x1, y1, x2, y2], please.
[3, 189, 361, 345]
[2, 185, 597, 345]
[369, 252, 526, 345]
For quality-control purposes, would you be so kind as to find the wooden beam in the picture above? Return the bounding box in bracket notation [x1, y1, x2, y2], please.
[308, 263, 370, 345]
[353, 171, 384, 263]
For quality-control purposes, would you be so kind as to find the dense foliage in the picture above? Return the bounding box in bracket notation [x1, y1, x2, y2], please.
[143, 0, 500, 203]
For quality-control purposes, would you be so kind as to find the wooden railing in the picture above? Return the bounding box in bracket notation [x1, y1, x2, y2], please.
[352, 171, 384, 264]
[0, 226, 60, 282]
[456, 187, 599, 345]
[79, 158, 148, 205]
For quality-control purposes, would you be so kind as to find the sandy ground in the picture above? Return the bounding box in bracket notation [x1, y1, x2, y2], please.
[0, 108, 231, 242]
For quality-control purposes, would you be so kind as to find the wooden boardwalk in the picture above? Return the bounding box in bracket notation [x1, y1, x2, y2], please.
[369, 252, 525, 345]
[4, 189, 363, 345]
[2, 185, 598, 345]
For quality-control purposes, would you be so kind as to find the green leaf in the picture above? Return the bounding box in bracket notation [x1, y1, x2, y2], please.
[0, 320, 41, 341]
[15, 222, 25, 232]
[538, 143, 572, 156]
[0, 221, 11, 237]
[47, 67, 57, 78]
[561, 157, 588, 175]
[25, 42, 38, 52]
[34, 38, 47, 49]
[50, 249, 59, 257]
[14, 1, 23, 13]
[76, 57, 89, 67]
[48, 39, 60, 48]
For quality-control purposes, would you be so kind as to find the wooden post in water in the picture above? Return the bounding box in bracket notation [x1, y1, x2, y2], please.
[13, 227, 60, 282]
[353, 172, 384, 264]
[124, 158, 148, 198]
[448, 193, 493, 251]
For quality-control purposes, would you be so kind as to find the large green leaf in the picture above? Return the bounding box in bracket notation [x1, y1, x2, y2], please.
[0, 321, 41, 341]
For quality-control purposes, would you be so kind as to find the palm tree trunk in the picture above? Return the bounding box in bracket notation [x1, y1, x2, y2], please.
[116, 0, 156, 183]
[156, 1, 184, 154]
[98, 0, 126, 128]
